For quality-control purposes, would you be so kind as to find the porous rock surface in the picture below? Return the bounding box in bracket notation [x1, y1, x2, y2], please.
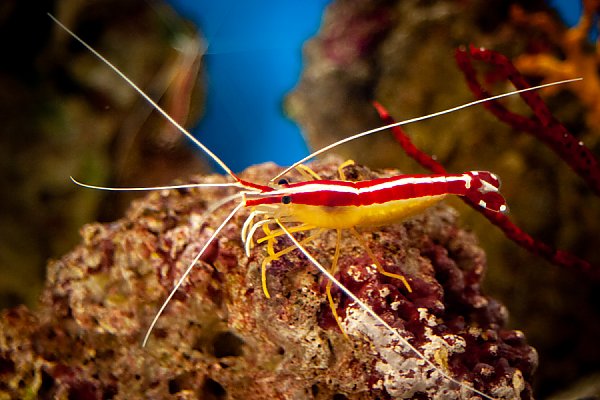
[0, 161, 536, 399]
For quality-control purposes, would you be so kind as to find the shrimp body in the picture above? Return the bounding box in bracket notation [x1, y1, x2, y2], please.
[244, 171, 506, 230]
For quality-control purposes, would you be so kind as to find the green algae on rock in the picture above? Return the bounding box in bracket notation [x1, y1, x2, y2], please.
[0, 161, 536, 399]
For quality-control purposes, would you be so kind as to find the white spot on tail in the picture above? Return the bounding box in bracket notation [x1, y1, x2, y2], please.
[479, 180, 498, 194]
[462, 173, 472, 189]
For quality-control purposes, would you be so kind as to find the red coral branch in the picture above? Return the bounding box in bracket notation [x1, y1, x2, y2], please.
[372, 100, 597, 278]
[372, 102, 446, 174]
[455, 45, 600, 196]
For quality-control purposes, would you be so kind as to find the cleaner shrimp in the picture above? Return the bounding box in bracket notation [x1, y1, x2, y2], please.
[50, 13, 581, 400]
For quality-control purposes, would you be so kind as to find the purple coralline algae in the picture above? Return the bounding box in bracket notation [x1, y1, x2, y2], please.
[1, 161, 536, 399]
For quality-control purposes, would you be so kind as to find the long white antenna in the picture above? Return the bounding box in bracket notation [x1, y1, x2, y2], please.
[271, 77, 582, 182]
[48, 13, 238, 180]
[70, 176, 245, 191]
[142, 202, 244, 347]
[276, 220, 497, 400]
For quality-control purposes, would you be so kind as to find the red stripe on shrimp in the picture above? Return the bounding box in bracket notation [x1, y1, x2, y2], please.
[244, 172, 506, 212]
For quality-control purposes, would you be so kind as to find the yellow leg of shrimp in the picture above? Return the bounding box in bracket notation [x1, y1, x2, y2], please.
[298, 159, 355, 182]
[257, 223, 318, 245]
[259, 223, 324, 298]
[261, 224, 349, 339]
[337, 159, 356, 180]
[262, 223, 276, 261]
[295, 164, 322, 181]
[261, 223, 277, 299]
[350, 227, 412, 293]
[326, 229, 349, 339]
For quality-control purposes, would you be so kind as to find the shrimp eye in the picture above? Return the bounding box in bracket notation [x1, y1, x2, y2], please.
[281, 195, 292, 204]
[277, 178, 289, 185]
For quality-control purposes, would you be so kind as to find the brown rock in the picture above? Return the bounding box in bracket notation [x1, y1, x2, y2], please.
[0, 161, 536, 399]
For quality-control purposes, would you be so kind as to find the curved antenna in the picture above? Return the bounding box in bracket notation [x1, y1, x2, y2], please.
[276, 220, 497, 400]
[70, 176, 245, 191]
[48, 13, 238, 181]
[271, 77, 582, 182]
[142, 202, 244, 347]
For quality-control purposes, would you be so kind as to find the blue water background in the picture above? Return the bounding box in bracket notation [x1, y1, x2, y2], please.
[548, 0, 580, 27]
[166, 0, 331, 172]
[166, 1, 580, 173]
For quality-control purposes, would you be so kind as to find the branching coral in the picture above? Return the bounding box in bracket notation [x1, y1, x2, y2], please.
[374, 45, 600, 279]
[510, 1, 600, 130]
[456, 45, 600, 276]
[456, 46, 600, 198]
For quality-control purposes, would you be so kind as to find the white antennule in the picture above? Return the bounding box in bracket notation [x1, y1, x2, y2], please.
[47, 13, 238, 181]
[47, 14, 263, 349]
[70, 176, 246, 191]
[142, 202, 244, 347]
[276, 220, 497, 400]
[271, 77, 582, 182]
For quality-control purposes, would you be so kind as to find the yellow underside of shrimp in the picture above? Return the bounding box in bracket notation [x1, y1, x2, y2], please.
[282, 194, 447, 229]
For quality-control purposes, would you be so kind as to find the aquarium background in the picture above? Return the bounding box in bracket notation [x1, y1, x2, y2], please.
[166, 0, 580, 172]
[0, 1, 594, 398]
[166, 0, 331, 172]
